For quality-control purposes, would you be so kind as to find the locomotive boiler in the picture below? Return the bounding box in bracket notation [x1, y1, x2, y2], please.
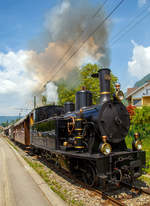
[31, 68, 146, 187]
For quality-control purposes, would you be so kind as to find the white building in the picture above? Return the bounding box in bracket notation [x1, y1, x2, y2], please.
[126, 81, 150, 107]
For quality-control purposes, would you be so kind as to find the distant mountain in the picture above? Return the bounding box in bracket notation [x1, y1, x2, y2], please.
[134, 73, 150, 87]
[0, 116, 19, 125]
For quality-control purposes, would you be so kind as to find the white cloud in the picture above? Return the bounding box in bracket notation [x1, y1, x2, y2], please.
[0, 50, 37, 95]
[128, 41, 150, 79]
[0, 49, 60, 115]
[0, 50, 40, 115]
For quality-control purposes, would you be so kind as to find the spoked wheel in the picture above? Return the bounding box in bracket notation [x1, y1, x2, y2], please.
[41, 150, 46, 158]
[45, 152, 51, 161]
[82, 164, 97, 187]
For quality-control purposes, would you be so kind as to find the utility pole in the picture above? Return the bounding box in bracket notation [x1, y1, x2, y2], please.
[34, 96, 36, 109]
[19, 112, 21, 120]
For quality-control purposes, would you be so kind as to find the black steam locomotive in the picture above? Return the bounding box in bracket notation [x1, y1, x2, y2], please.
[31, 68, 146, 187]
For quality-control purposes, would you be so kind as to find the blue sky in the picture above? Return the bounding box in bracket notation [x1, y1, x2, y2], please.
[0, 0, 150, 115]
[0, 0, 58, 52]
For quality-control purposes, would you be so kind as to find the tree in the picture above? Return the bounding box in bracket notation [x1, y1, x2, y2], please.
[57, 63, 118, 105]
[1, 120, 9, 127]
[56, 68, 80, 105]
[57, 82, 79, 105]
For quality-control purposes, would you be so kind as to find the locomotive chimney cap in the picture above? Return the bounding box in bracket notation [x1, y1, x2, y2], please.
[91, 68, 111, 78]
[98, 68, 111, 71]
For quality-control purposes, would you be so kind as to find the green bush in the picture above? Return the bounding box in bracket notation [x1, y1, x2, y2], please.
[128, 106, 150, 139]
[126, 106, 150, 174]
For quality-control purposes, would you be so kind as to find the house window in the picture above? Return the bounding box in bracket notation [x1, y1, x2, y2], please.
[146, 89, 150, 95]
[133, 99, 141, 106]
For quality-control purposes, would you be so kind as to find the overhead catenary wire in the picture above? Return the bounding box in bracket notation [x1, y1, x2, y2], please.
[110, 3, 150, 46]
[112, 12, 150, 46]
[48, 0, 125, 82]
[92, 0, 109, 18]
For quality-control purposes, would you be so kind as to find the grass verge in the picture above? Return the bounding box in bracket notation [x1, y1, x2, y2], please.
[23, 158, 84, 206]
[6, 138, 19, 152]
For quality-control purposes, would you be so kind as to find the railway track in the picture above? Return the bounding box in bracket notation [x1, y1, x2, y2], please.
[12, 142, 150, 206]
[88, 182, 150, 206]
[121, 182, 150, 195]
[47, 164, 150, 206]
[85, 187, 125, 206]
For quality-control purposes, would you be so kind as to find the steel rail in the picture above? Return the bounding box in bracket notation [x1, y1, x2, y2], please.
[88, 187, 125, 206]
[121, 182, 150, 196]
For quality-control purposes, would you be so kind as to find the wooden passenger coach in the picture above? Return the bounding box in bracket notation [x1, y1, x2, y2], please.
[13, 113, 33, 146]
[3, 124, 13, 139]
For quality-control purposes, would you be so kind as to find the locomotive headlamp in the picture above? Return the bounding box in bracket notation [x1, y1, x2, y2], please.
[63, 141, 68, 147]
[100, 143, 112, 155]
[100, 136, 112, 155]
[135, 140, 142, 151]
[132, 133, 142, 151]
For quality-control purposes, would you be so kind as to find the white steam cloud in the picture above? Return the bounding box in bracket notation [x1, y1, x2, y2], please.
[27, 0, 110, 94]
[43, 82, 58, 103]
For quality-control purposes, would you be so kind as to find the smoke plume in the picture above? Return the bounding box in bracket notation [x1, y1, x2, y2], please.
[26, 0, 110, 103]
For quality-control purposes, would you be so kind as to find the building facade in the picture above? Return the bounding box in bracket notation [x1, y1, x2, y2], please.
[126, 81, 150, 107]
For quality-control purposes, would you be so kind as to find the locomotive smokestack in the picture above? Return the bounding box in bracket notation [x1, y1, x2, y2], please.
[99, 68, 111, 104]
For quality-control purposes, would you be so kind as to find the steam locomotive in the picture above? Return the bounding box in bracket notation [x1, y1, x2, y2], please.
[28, 68, 146, 187]
[4, 68, 145, 187]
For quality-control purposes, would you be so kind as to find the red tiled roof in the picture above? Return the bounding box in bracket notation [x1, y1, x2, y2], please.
[126, 87, 138, 97]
